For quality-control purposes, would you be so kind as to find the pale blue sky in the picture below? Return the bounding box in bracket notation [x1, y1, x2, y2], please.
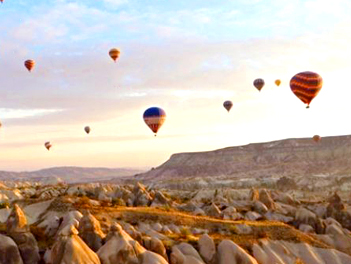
[0, 0, 351, 170]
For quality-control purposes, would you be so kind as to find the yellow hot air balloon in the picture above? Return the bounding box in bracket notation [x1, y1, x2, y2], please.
[84, 126, 91, 134]
[275, 79, 281, 86]
[24, 60, 35, 72]
[44, 141, 52, 151]
[109, 48, 120, 62]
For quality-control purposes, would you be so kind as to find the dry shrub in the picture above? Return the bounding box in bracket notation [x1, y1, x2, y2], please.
[73, 196, 92, 209]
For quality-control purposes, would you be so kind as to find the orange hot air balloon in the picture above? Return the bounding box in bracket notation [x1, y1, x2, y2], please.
[44, 141, 52, 151]
[109, 48, 120, 62]
[313, 135, 321, 143]
[24, 60, 35, 72]
[223, 100, 233, 112]
[253, 78, 265, 91]
[84, 126, 91, 134]
[275, 79, 281, 86]
[290, 71, 323, 108]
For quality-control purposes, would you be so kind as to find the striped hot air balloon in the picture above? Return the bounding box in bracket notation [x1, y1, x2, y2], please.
[0, 0, 4, 4]
[290, 71, 323, 108]
[253, 78, 265, 91]
[109, 48, 120, 62]
[24, 60, 35, 72]
[223, 100, 233, 112]
[143, 107, 166, 136]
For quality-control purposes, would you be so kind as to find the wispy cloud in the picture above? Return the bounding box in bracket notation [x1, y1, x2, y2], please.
[0, 108, 64, 119]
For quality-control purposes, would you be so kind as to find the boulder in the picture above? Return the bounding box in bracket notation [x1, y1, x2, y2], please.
[217, 240, 258, 264]
[245, 211, 262, 221]
[98, 223, 140, 264]
[133, 182, 152, 207]
[0, 234, 23, 264]
[78, 211, 105, 251]
[193, 207, 206, 216]
[6, 204, 29, 233]
[6, 205, 40, 264]
[143, 236, 168, 262]
[50, 225, 101, 264]
[204, 203, 221, 218]
[299, 224, 315, 234]
[138, 250, 169, 264]
[221, 206, 238, 220]
[170, 243, 205, 264]
[249, 188, 259, 201]
[258, 189, 276, 210]
[198, 234, 216, 264]
[253, 201, 268, 214]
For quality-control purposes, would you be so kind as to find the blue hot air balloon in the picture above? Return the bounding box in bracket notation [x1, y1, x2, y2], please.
[143, 107, 166, 136]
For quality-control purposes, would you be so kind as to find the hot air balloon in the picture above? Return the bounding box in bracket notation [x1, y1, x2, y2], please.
[275, 79, 281, 86]
[84, 126, 91, 134]
[0, 0, 4, 4]
[24, 60, 35, 72]
[143, 107, 166, 136]
[109, 48, 120, 62]
[290, 71, 323, 108]
[0, 121, 2, 128]
[44, 141, 52, 151]
[223, 100, 233, 112]
[313, 135, 321, 143]
[253, 78, 265, 91]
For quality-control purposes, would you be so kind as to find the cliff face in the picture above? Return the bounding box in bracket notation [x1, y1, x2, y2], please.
[136, 135, 351, 181]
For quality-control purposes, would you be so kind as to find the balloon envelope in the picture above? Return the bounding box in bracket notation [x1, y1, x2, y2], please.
[143, 107, 166, 135]
[223, 100, 233, 112]
[24, 60, 35, 72]
[313, 135, 321, 143]
[109, 48, 120, 62]
[275, 79, 281, 86]
[44, 142, 52, 150]
[84, 126, 91, 134]
[290, 71, 322, 108]
[253, 78, 265, 91]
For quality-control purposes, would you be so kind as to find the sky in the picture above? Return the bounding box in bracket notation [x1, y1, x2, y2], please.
[0, 0, 351, 171]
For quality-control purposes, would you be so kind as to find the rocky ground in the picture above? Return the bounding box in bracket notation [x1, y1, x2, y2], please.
[1, 180, 351, 263]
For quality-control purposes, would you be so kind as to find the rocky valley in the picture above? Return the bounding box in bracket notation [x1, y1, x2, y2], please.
[1, 135, 351, 263]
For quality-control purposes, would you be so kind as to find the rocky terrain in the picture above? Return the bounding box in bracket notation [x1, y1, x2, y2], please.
[2, 135, 351, 263]
[1, 179, 351, 263]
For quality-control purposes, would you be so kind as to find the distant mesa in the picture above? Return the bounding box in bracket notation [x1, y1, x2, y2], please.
[135, 135, 351, 181]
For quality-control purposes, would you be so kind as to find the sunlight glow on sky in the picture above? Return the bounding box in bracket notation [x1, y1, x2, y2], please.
[1, 0, 351, 170]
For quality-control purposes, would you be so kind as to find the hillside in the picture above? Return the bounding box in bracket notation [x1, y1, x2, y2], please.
[0, 166, 143, 183]
[135, 135, 351, 182]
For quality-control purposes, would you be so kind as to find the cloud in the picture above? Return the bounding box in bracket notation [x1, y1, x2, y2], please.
[102, 0, 129, 8]
[0, 108, 64, 119]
